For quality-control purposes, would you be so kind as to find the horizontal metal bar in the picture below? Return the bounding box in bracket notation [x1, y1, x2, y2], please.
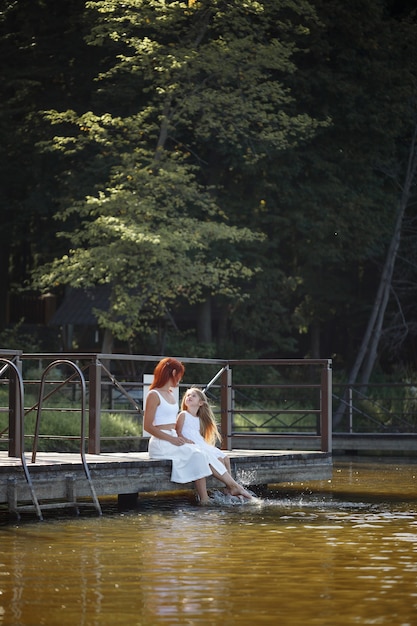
[233, 383, 321, 388]
[233, 409, 321, 414]
[232, 433, 321, 438]
[19, 353, 331, 367]
[20, 353, 227, 365]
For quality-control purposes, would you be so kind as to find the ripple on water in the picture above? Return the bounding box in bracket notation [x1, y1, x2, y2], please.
[1, 459, 417, 626]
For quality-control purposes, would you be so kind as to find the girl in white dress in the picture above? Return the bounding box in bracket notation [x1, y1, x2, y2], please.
[176, 387, 232, 474]
[144, 358, 252, 504]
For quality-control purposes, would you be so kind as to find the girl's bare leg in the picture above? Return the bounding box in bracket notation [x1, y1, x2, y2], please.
[210, 466, 252, 499]
[220, 457, 233, 493]
[194, 477, 211, 504]
[223, 456, 232, 474]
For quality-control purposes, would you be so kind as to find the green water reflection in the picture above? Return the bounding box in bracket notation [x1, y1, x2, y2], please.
[0, 458, 416, 626]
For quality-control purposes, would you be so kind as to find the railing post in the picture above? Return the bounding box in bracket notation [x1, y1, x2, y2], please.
[348, 386, 353, 433]
[220, 364, 232, 451]
[321, 360, 332, 453]
[8, 356, 22, 458]
[88, 358, 102, 454]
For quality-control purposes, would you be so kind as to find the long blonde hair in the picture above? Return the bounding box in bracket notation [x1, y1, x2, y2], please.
[181, 387, 222, 446]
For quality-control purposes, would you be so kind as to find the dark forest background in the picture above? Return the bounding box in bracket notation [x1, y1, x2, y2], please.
[1, 0, 417, 385]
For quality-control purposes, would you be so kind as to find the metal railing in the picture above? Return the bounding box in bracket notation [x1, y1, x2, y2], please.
[0, 352, 332, 456]
[333, 383, 417, 433]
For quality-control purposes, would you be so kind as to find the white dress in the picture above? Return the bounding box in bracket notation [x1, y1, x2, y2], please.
[147, 391, 227, 483]
[179, 411, 228, 462]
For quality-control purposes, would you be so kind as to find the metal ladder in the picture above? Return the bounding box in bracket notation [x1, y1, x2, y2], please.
[4, 358, 102, 520]
[1, 358, 43, 519]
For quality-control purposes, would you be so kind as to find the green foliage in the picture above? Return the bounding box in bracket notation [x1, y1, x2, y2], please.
[237, 0, 417, 363]
[32, 0, 324, 344]
[33, 154, 264, 340]
[0, 0, 102, 295]
[2, 0, 417, 374]
[33, 410, 142, 453]
[0, 320, 43, 352]
[232, 408, 318, 433]
[0, 407, 142, 453]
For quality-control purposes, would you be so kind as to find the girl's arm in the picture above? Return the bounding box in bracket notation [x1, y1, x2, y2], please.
[176, 412, 194, 444]
[175, 411, 185, 437]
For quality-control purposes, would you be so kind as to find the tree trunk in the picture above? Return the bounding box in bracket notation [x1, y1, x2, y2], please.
[334, 117, 417, 425]
[310, 320, 321, 359]
[217, 302, 229, 345]
[197, 298, 212, 344]
[0, 243, 10, 330]
[359, 119, 417, 385]
[101, 327, 114, 353]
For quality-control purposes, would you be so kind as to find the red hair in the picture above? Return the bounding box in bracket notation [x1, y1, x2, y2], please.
[149, 357, 185, 389]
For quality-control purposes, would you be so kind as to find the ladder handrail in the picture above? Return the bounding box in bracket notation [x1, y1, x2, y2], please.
[0, 358, 42, 519]
[32, 359, 102, 516]
[203, 366, 228, 394]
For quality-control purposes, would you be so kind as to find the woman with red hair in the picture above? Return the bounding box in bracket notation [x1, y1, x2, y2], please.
[144, 357, 252, 505]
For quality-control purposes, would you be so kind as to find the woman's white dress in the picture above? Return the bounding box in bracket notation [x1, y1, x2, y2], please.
[147, 391, 227, 484]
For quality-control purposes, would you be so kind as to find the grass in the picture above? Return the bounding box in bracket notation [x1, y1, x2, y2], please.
[0, 402, 143, 454]
[231, 406, 319, 434]
[0, 374, 144, 452]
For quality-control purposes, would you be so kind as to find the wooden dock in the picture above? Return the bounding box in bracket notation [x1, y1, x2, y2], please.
[0, 449, 332, 518]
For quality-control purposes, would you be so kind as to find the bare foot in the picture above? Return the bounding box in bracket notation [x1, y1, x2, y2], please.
[230, 485, 252, 500]
[199, 498, 215, 506]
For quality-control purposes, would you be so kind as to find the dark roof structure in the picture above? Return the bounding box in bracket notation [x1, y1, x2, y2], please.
[48, 286, 110, 326]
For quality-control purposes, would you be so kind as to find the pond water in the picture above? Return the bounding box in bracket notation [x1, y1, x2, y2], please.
[0, 457, 416, 626]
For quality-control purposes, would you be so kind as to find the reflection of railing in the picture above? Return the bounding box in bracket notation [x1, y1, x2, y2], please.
[333, 383, 417, 433]
[1, 353, 332, 455]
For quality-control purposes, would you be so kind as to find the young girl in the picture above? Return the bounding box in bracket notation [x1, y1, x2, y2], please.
[144, 358, 252, 504]
[177, 387, 235, 478]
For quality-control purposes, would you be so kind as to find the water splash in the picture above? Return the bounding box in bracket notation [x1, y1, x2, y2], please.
[209, 489, 262, 507]
[234, 468, 258, 486]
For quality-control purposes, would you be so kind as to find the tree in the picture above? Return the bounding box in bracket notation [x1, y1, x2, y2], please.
[235, 0, 417, 367]
[333, 111, 417, 424]
[0, 0, 101, 329]
[358, 114, 417, 385]
[33, 0, 323, 349]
